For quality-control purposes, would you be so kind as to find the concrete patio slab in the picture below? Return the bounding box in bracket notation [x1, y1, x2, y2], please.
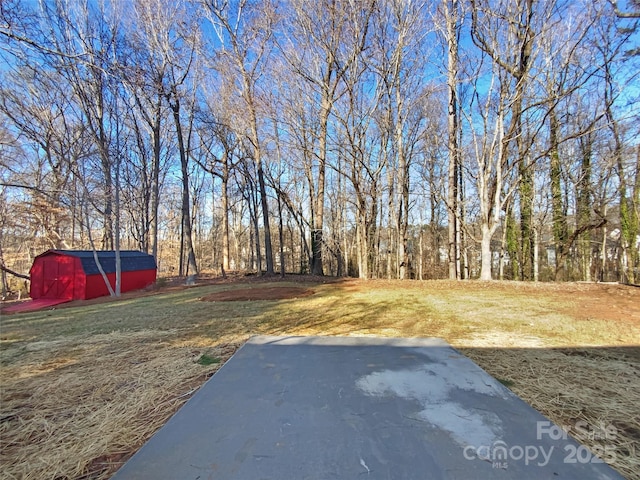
[113, 335, 624, 480]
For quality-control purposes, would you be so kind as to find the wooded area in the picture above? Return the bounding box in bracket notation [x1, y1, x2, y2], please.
[0, 0, 638, 296]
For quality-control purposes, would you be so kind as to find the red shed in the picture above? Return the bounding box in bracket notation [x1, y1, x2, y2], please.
[29, 250, 157, 301]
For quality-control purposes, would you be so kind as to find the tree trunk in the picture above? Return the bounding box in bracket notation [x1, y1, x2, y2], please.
[170, 96, 198, 278]
[499, 217, 507, 280]
[600, 204, 608, 282]
[533, 226, 539, 282]
[278, 193, 285, 277]
[386, 148, 396, 279]
[149, 96, 162, 261]
[549, 108, 568, 280]
[418, 231, 424, 280]
[246, 79, 274, 275]
[480, 224, 494, 281]
[631, 146, 640, 282]
[256, 156, 274, 275]
[245, 177, 261, 273]
[504, 205, 519, 280]
[114, 117, 122, 297]
[519, 156, 534, 280]
[445, 0, 460, 281]
[397, 148, 409, 280]
[357, 215, 368, 279]
[221, 162, 230, 272]
[311, 91, 331, 276]
[577, 135, 593, 281]
[0, 241, 12, 298]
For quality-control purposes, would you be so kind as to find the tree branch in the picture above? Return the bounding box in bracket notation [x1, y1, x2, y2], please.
[0, 264, 30, 280]
[608, 0, 640, 18]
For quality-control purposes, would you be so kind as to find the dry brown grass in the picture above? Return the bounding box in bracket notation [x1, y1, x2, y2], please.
[1, 278, 639, 479]
[460, 345, 640, 479]
[0, 329, 240, 479]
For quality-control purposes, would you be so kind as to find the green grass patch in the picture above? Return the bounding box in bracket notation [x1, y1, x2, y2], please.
[497, 377, 515, 388]
[197, 354, 221, 366]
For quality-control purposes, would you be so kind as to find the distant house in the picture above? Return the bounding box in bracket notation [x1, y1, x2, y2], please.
[29, 250, 157, 301]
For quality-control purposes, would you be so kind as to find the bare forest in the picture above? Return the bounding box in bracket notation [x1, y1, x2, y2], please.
[1, 0, 639, 295]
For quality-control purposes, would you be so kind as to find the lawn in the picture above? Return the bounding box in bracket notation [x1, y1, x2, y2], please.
[1, 277, 639, 479]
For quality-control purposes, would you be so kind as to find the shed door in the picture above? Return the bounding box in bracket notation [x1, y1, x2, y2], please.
[41, 256, 74, 299]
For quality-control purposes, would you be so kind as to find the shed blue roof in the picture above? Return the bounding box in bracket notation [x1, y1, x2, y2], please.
[48, 250, 156, 275]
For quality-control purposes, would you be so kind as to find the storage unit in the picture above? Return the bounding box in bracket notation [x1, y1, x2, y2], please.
[29, 250, 157, 301]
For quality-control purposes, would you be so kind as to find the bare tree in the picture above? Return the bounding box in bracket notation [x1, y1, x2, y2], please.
[118, 0, 179, 261]
[595, 7, 640, 282]
[138, 0, 202, 278]
[278, 0, 376, 275]
[0, 70, 79, 249]
[195, 92, 241, 274]
[470, 0, 542, 280]
[371, 0, 432, 279]
[335, 63, 381, 279]
[460, 43, 521, 281]
[204, 0, 278, 275]
[39, 0, 126, 249]
[440, 0, 463, 280]
[538, 5, 595, 280]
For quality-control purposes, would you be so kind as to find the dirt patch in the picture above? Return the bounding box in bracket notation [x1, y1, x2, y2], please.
[201, 286, 314, 302]
[559, 283, 640, 326]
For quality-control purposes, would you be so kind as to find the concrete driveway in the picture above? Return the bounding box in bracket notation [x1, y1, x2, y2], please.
[113, 335, 623, 480]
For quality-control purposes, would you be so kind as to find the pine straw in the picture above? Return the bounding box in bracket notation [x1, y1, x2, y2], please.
[461, 347, 640, 480]
[0, 331, 240, 480]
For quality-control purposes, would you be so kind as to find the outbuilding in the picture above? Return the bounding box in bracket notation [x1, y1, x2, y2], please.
[29, 250, 157, 301]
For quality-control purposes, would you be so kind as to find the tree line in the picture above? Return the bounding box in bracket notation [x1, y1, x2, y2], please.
[0, 0, 638, 296]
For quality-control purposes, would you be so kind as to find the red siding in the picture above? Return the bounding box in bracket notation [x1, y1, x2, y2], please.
[83, 269, 156, 299]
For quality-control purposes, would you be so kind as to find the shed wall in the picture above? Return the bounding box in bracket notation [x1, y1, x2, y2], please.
[84, 269, 157, 299]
